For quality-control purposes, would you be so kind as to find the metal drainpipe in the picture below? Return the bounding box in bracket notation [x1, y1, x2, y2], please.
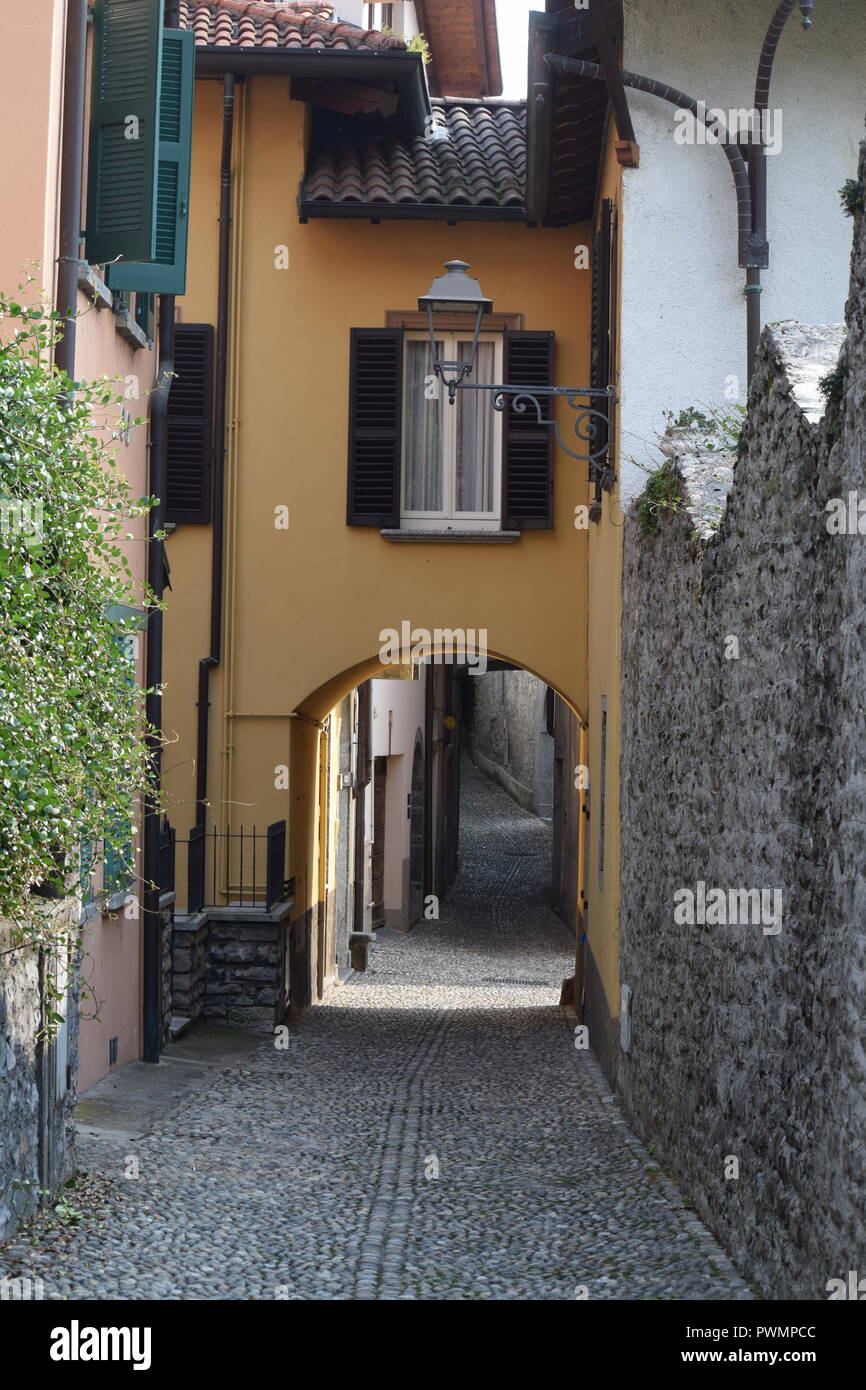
[748, 1, 816, 378]
[545, 56, 754, 258]
[196, 73, 236, 828]
[547, 2, 816, 387]
[142, 0, 181, 1063]
[142, 299, 174, 1063]
[38, 0, 88, 1205]
[422, 663, 434, 903]
[54, 0, 87, 382]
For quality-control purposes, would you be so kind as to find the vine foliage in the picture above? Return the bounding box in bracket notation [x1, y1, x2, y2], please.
[0, 293, 155, 980]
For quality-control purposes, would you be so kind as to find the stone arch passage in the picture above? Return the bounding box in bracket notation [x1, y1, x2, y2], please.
[288, 652, 587, 1014]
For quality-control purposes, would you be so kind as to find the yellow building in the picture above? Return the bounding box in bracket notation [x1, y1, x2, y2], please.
[159, 0, 624, 1057]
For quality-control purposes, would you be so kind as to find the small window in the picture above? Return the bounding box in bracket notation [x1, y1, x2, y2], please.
[366, 3, 394, 27]
[402, 331, 503, 530]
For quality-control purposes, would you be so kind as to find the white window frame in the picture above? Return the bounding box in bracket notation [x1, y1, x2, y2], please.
[366, 3, 395, 30]
[401, 330, 503, 532]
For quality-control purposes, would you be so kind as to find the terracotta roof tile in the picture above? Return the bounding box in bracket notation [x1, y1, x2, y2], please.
[179, 1, 407, 52]
[303, 99, 526, 215]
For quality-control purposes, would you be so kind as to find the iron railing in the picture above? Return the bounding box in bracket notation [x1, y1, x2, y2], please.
[159, 816, 176, 897]
[171, 820, 288, 914]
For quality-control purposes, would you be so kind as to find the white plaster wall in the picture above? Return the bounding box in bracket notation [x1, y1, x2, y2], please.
[619, 0, 865, 498]
[371, 674, 426, 918]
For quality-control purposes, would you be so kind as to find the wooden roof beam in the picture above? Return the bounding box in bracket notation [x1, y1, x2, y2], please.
[588, 0, 639, 167]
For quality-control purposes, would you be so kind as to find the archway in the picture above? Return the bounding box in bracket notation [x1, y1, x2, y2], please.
[288, 650, 587, 1016]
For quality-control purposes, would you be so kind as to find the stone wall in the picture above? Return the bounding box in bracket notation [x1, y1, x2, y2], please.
[171, 911, 208, 1023]
[0, 903, 79, 1240]
[0, 929, 41, 1238]
[469, 669, 553, 817]
[616, 168, 866, 1298]
[172, 903, 293, 1033]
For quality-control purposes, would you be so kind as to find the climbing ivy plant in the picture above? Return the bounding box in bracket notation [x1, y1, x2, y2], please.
[636, 460, 682, 537]
[0, 292, 155, 961]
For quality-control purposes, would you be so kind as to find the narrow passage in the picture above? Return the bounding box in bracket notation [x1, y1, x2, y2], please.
[2, 763, 750, 1301]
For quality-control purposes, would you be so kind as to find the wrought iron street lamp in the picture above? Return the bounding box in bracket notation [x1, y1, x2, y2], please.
[418, 260, 492, 403]
[418, 260, 617, 485]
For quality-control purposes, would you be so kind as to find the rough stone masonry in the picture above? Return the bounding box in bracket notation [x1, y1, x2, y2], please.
[0, 905, 79, 1240]
[616, 143, 866, 1300]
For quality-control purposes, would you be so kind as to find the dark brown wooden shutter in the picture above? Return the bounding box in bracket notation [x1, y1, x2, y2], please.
[347, 328, 403, 527]
[591, 199, 613, 393]
[165, 322, 213, 524]
[590, 198, 616, 488]
[503, 330, 555, 530]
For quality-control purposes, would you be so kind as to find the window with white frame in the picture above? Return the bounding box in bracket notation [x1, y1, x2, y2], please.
[402, 331, 502, 530]
[366, 3, 394, 30]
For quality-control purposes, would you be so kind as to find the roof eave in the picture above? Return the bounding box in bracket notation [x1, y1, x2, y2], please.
[194, 45, 432, 133]
[525, 2, 623, 226]
[525, 13, 560, 224]
[481, 0, 503, 97]
[298, 201, 526, 223]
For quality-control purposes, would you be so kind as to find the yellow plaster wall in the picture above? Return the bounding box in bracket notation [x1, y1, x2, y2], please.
[586, 124, 624, 1026]
[164, 75, 592, 928]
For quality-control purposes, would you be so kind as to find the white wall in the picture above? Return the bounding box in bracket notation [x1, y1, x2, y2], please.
[371, 672, 426, 923]
[619, 0, 865, 498]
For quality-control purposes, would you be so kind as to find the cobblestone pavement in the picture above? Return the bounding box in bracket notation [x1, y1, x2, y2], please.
[1, 761, 752, 1301]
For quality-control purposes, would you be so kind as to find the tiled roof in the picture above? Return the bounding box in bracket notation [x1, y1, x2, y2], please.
[302, 99, 526, 215]
[179, 1, 407, 51]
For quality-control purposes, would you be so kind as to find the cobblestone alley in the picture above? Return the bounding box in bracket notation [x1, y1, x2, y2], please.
[1, 763, 751, 1301]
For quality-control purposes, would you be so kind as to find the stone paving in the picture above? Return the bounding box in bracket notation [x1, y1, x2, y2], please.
[0, 760, 752, 1300]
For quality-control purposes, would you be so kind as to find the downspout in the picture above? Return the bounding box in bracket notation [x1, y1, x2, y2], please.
[196, 72, 235, 827]
[422, 663, 434, 903]
[142, 298, 173, 1064]
[748, 1, 816, 376]
[142, 0, 181, 1064]
[38, 0, 88, 1204]
[352, 683, 369, 936]
[547, 0, 816, 385]
[545, 56, 754, 259]
[54, 0, 87, 382]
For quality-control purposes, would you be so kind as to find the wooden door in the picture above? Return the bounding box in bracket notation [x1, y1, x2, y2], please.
[371, 756, 387, 928]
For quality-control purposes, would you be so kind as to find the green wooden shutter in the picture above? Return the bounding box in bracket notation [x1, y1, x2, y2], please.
[85, 0, 163, 266]
[107, 27, 195, 294]
[104, 811, 133, 899]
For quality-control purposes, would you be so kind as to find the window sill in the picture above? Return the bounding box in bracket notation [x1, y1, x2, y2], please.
[380, 529, 521, 544]
[104, 890, 134, 915]
[77, 262, 113, 311]
[113, 307, 150, 352]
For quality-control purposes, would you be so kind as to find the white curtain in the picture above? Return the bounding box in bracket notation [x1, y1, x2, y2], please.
[404, 339, 443, 512]
[457, 340, 495, 513]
